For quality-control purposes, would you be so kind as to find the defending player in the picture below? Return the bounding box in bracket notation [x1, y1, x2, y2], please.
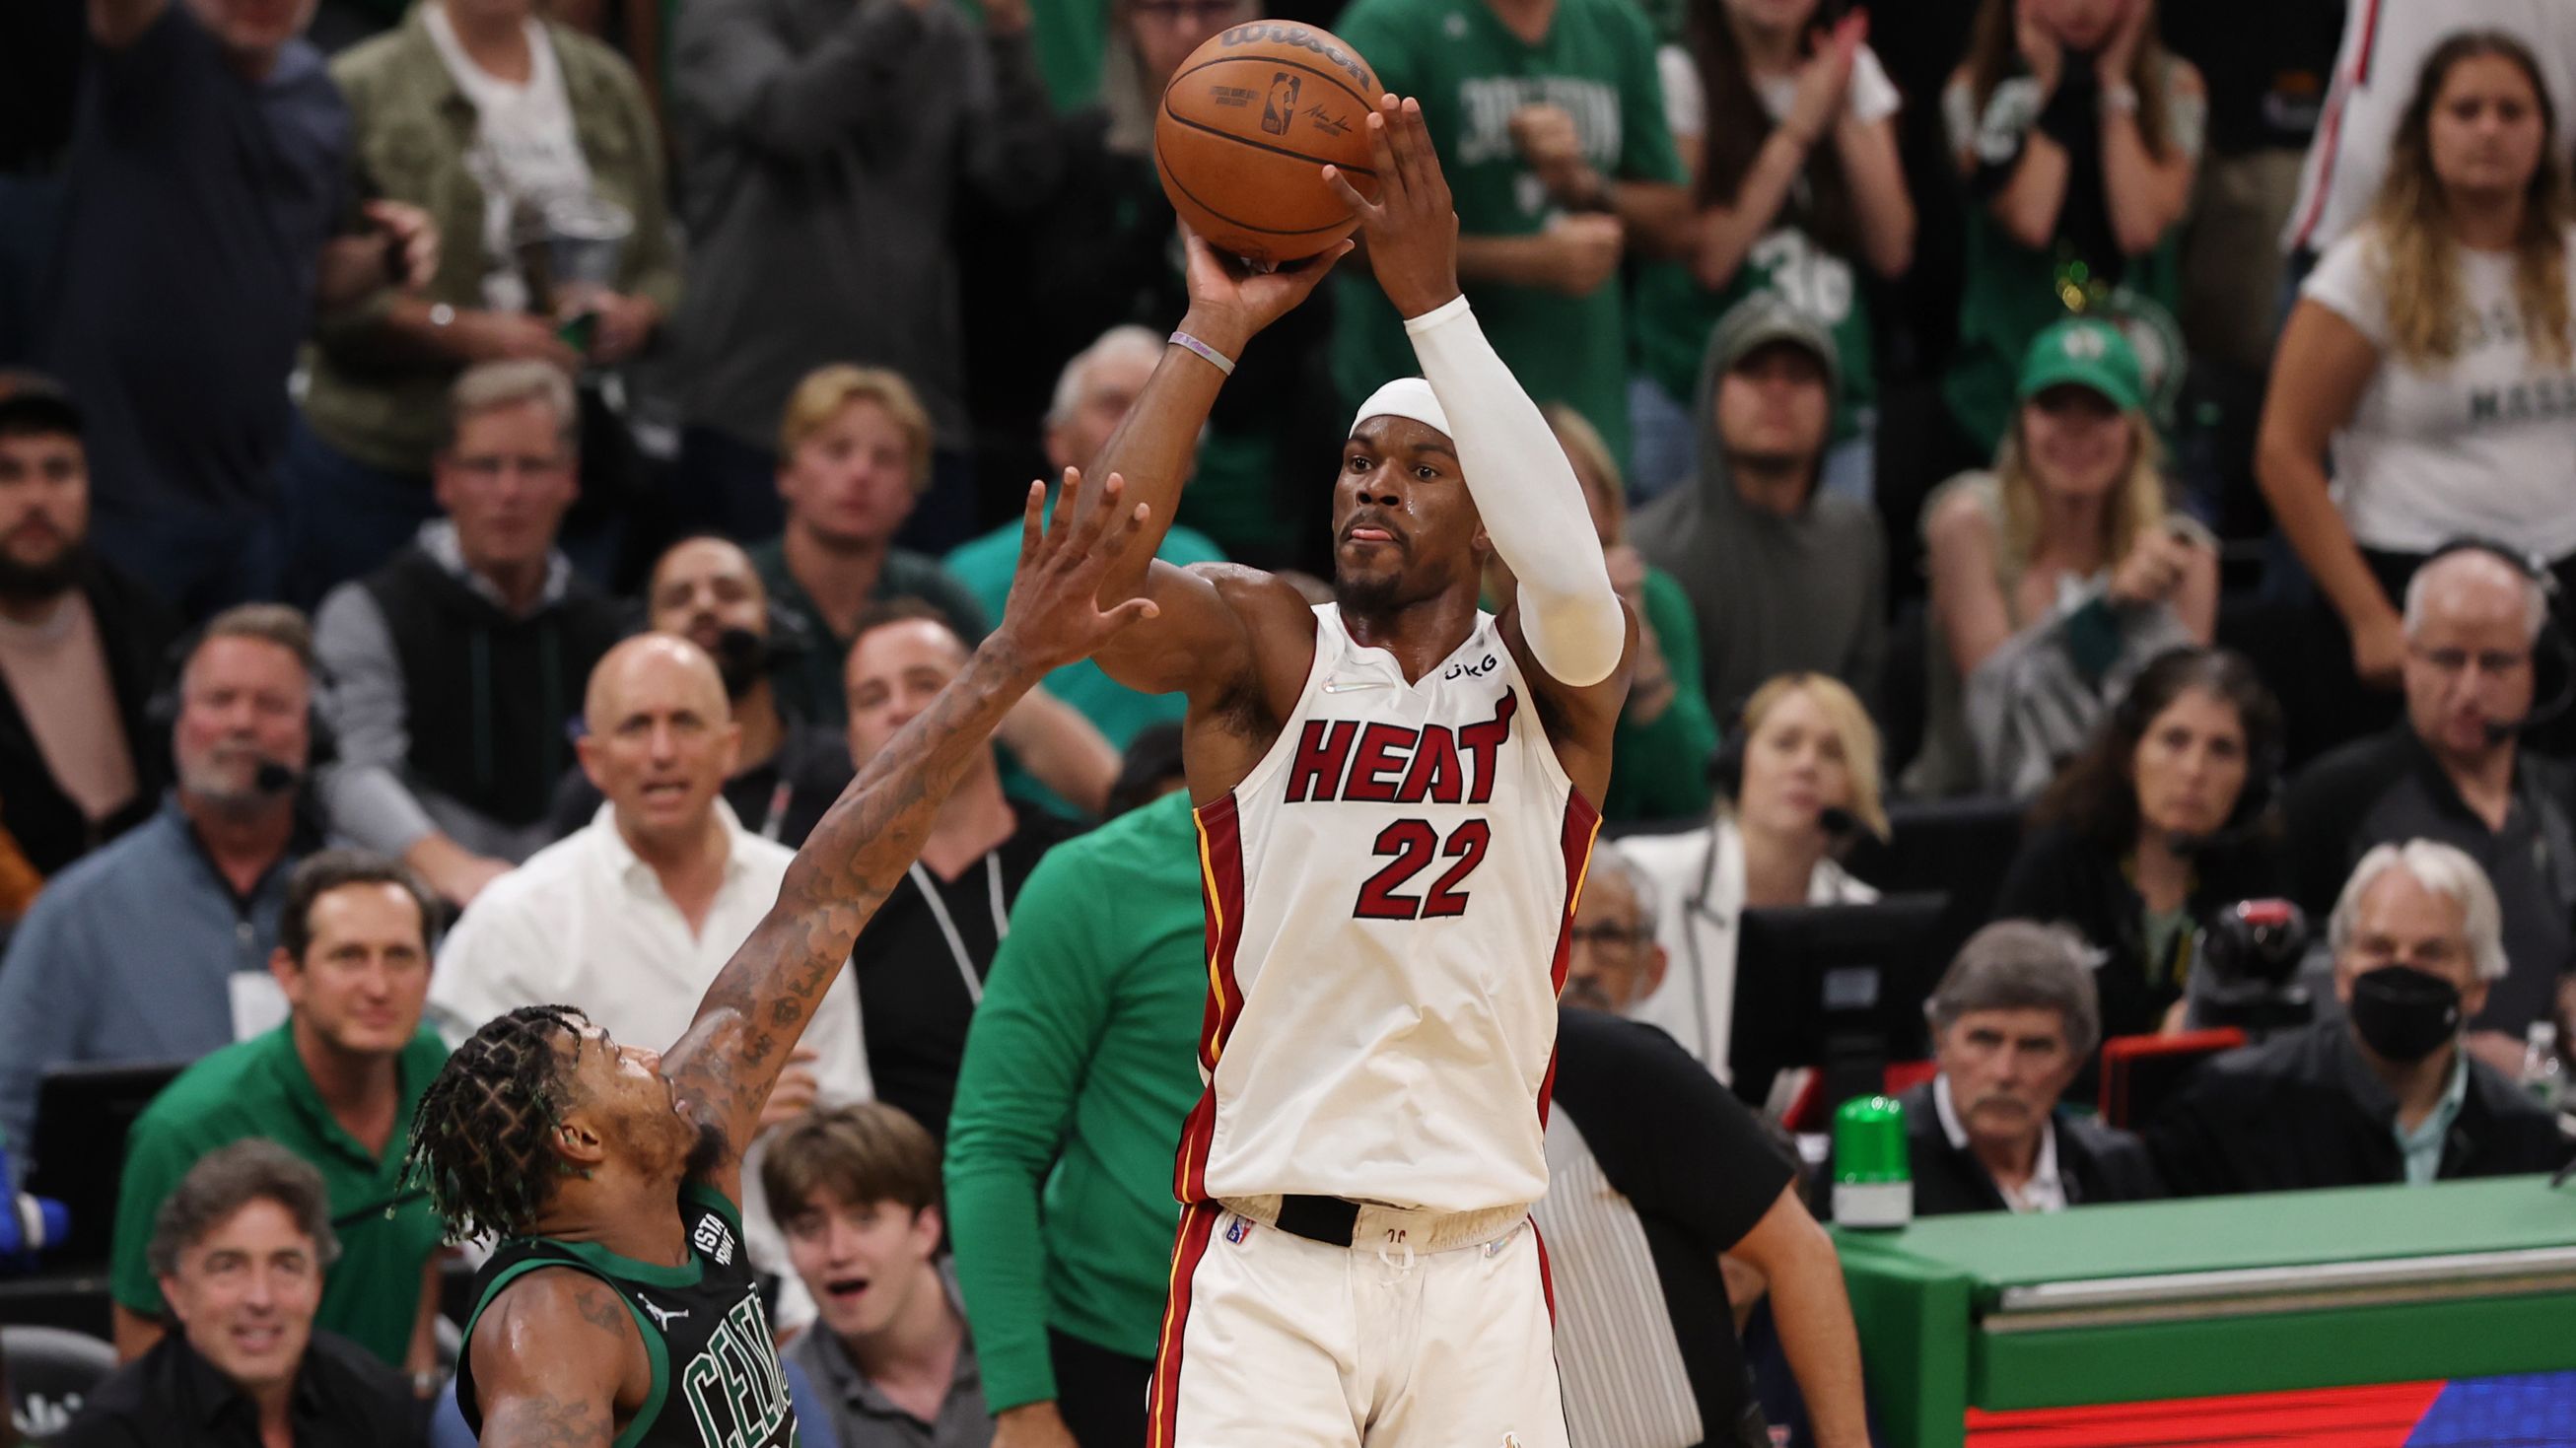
[1075, 97, 1636, 1448]
[402, 476, 1158, 1448]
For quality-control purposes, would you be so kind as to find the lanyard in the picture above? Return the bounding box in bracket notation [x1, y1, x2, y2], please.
[905, 855, 1010, 1005]
[758, 777, 791, 842]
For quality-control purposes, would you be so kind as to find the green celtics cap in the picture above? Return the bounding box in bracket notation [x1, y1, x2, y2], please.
[2017, 317, 2145, 413]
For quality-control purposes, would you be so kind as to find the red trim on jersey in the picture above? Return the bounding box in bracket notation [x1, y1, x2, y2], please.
[1537, 793, 1603, 1129]
[2289, 0, 2382, 252]
[1176, 797, 1251, 1204]
[1532, 1217, 1558, 1326]
[1147, 1203, 1224, 1448]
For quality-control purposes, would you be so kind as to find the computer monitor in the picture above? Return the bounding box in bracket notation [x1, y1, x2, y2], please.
[26, 1062, 185, 1269]
[1728, 893, 1950, 1114]
[1841, 796, 2024, 968]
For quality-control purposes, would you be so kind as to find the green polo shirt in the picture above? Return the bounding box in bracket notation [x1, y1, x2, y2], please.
[110, 1025, 451, 1368]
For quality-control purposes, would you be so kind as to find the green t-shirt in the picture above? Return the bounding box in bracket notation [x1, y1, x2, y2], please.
[111, 1025, 451, 1367]
[1604, 564, 1718, 823]
[1329, 0, 1685, 469]
[1633, 225, 1876, 442]
[944, 510, 1226, 816]
[944, 792, 1210, 1411]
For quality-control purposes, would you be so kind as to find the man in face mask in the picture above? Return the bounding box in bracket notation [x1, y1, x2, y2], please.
[2146, 841, 2572, 1196]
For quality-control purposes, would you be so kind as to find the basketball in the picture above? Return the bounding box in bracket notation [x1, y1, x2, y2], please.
[1155, 22, 1383, 264]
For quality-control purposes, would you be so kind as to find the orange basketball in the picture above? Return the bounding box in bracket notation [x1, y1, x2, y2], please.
[1155, 22, 1382, 264]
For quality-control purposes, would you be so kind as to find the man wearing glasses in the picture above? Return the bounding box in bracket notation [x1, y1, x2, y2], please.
[2283, 543, 2576, 1073]
[315, 360, 626, 907]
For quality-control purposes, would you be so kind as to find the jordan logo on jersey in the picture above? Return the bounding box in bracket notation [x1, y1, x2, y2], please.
[679, 1294, 793, 1448]
[1282, 693, 1517, 806]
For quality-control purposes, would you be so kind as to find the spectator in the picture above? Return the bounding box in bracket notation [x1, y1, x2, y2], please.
[425, 633, 869, 1330]
[1491, 406, 1716, 824]
[838, 603, 1077, 1143]
[109, 852, 448, 1375]
[663, 0, 1056, 548]
[284, 0, 679, 603]
[944, 781, 1206, 1448]
[1912, 318, 2218, 798]
[2282, 546, 2576, 1065]
[753, 365, 994, 729]
[1908, 921, 2164, 1214]
[1624, 672, 1887, 1074]
[316, 361, 626, 907]
[1562, 843, 1670, 1015]
[1544, 1005, 1869, 1448]
[55, 1141, 424, 1448]
[1993, 648, 2286, 1043]
[1630, 0, 1915, 502]
[944, 326, 1226, 815]
[1941, 0, 2204, 458]
[0, 382, 180, 876]
[2146, 840, 2573, 1193]
[2260, 32, 2576, 746]
[550, 534, 847, 847]
[0, 605, 325, 1151]
[1635, 296, 1887, 717]
[37, 0, 433, 616]
[1330, 0, 1693, 467]
[2281, 2, 2576, 269]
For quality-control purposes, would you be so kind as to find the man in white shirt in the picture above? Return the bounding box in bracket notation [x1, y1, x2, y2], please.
[428, 632, 868, 1325]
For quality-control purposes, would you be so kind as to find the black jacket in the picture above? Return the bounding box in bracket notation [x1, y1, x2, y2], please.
[1897, 1081, 2165, 1216]
[52, 1330, 423, 1447]
[0, 559, 177, 877]
[2143, 1019, 2574, 1196]
[1993, 821, 2286, 1042]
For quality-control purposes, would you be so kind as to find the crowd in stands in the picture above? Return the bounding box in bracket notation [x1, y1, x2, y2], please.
[4, 0, 2576, 1443]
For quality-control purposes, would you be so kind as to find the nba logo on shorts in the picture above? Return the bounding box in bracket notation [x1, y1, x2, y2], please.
[1261, 74, 1301, 135]
[1224, 1215, 1252, 1245]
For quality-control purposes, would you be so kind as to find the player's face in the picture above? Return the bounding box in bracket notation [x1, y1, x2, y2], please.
[1714, 344, 1831, 471]
[1734, 687, 1854, 843]
[275, 882, 432, 1058]
[581, 648, 742, 847]
[2429, 53, 2548, 201]
[2127, 686, 2249, 842]
[0, 429, 89, 580]
[561, 1020, 704, 1174]
[1564, 871, 1666, 1013]
[1935, 1006, 2078, 1149]
[435, 400, 580, 578]
[1332, 417, 1485, 613]
[779, 400, 920, 550]
[174, 638, 312, 807]
[781, 1192, 944, 1341]
[2403, 566, 2537, 765]
[845, 618, 971, 766]
[160, 1198, 323, 1398]
[2017, 386, 2133, 502]
[649, 538, 769, 658]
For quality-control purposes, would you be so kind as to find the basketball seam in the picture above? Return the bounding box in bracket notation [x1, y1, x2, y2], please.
[1154, 131, 1362, 238]
[1154, 111, 1382, 186]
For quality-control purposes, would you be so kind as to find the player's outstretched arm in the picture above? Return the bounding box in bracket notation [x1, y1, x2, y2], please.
[471, 1271, 648, 1448]
[663, 474, 1159, 1199]
[1324, 97, 1627, 690]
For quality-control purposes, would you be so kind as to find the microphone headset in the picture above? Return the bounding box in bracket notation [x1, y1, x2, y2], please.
[143, 621, 341, 796]
[2411, 536, 2576, 746]
[1706, 700, 1862, 843]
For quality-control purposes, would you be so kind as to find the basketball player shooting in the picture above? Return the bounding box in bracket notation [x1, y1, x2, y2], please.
[400, 479, 1159, 1448]
[1075, 95, 1637, 1448]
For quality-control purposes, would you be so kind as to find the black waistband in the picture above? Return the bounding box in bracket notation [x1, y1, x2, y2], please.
[1273, 1195, 1362, 1246]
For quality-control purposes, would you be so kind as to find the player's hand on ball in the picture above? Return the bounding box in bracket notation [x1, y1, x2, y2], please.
[990, 465, 1162, 674]
[1323, 95, 1461, 320]
[1177, 228, 1351, 358]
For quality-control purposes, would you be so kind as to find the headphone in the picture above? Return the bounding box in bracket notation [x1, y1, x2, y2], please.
[2107, 646, 2284, 845]
[2413, 535, 2576, 745]
[1706, 689, 1862, 840]
[144, 622, 342, 793]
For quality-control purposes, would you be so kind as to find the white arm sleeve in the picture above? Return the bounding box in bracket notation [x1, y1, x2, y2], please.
[1404, 296, 1627, 686]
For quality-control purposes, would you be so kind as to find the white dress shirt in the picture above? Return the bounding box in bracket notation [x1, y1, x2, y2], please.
[430, 800, 870, 1331]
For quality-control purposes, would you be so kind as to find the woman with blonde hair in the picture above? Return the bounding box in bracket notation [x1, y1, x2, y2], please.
[2259, 32, 2576, 734]
[1913, 317, 2217, 797]
[1622, 672, 1889, 1075]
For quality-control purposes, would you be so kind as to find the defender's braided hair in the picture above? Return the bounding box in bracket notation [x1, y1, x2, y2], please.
[403, 1003, 591, 1245]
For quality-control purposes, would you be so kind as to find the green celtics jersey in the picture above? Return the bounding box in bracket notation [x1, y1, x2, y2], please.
[457, 1185, 798, 1448]
[1633, 225, 1877, 441]
[1329, 0, 1685, 470]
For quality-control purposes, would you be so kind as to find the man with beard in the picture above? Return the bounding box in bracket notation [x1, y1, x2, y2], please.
[0, 605, 327, 1151]
[0, 380, 178, 876]
[550, 536, 846, 847]
[1903, 922, 2163, 1216]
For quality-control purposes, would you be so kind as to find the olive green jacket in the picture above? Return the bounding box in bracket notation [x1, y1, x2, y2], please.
[302, 5, 681, 474]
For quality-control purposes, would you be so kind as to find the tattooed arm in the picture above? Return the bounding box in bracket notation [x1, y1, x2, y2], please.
[472, 1272, 650, 1447]
[663, 474, 1159, 1204]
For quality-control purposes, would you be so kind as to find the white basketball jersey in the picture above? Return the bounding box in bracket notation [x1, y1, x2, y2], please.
[1176, 605, 1600, 1214]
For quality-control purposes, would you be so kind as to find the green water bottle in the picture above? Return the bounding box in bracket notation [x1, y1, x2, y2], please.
[1833, 1094, 1914, 1229]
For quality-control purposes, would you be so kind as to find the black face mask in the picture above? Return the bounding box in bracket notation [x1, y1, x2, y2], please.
[2348, 965, 2464, 1065]
[711, 627, 767, 702]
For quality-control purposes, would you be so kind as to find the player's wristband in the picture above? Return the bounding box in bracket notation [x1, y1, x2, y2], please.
[1169, 330, 1237, 377]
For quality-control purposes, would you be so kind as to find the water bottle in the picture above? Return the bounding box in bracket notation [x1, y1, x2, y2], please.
[2523, 1022, 2564, 1110]
[0, 1138, 69, 1271]
[1833, 1095, 1914, 1229]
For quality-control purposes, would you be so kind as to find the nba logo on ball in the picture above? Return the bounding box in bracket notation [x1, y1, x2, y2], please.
[1261, 73, 1301, 135]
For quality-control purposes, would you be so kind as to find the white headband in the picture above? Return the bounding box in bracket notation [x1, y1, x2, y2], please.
[1350, 378, 1452, 443]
